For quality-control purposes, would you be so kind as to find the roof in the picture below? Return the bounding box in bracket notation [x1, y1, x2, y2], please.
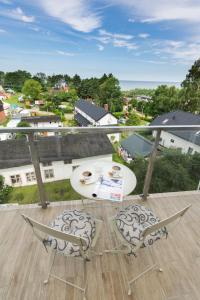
[0, 133, 113, 169]
[21, 115, 61, 123]
[150, 110, 200, 126]
[121, 134, 153, 158]
[150, 110, 200, 146]
[75, 99, 108, 121]
[75, 113, 91, 126]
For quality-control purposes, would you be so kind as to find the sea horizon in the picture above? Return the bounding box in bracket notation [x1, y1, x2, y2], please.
[119, 79, 181, 90]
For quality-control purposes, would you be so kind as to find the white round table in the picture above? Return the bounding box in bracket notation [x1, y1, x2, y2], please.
[70, 160, 137, 200]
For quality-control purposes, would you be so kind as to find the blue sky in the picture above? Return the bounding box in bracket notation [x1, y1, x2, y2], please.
[0, 0, 200, 82]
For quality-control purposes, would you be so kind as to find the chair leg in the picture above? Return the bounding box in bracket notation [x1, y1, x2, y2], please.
[44, 250, 56, 284]
[45, 255, 88, 300]
[127, 264, 163, 296]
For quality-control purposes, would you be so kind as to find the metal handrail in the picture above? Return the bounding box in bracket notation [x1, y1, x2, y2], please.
[0, 125, 200, 134]
[1, 124, 199, 208]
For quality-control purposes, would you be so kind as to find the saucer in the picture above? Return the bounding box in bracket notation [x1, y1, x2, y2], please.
[108, 172, 122, 178]
[80, 174, 98, 185]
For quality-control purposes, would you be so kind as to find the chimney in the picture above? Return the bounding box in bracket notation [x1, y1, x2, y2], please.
[104, 104, 109, 112]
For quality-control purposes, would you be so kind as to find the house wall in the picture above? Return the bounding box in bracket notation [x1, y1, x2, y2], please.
[97, 113, 118, 126]
[29, 121, 63, 136]
[153, 130, 200, 154]
[0, 154, 113, 187]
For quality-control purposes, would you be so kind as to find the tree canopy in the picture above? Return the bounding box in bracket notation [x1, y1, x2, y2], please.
[0, 175, 12, 204]
[22, 79, 42, 100]
[130, 150, 200, 194]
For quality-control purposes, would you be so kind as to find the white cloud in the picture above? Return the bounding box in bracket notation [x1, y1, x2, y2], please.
[0, 0, 12, 4]
[35, 0, 101, 32]
[111, 0, 200, 24]
[138, 33, 150, 39]
[99, 29, 133, 40]
[128, 18, 135, 23]
[97, 44, 104, 51]
[0, 28, 6, 33]
[153, 39, 200, 62]
[0, 7, 35, 23]
[56, 50, 75, 56]
[97, 29, 137, 51]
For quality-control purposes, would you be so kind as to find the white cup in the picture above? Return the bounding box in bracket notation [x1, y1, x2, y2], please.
[112, 165, 121, 177]
[82, 171, 92, 182]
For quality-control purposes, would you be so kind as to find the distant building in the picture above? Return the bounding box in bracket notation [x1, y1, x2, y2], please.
[74, 99, 119, 142]
[21, 115, 62, 136]
[75, 99, 118, 126]
[136, 95, 152, 102]
[35, 100, 45, 106]
[0, 134, 113, 187]
[0, 92, 6, 101]
[150, 110, 200, 154]
[54, 79, 69, 92]
[0, 100, 6, 123]
[119, 134, 153, 163]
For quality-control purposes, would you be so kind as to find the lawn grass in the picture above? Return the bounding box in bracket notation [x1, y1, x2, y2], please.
[6, 93, 23, 107]
[8, 179, 82, 205]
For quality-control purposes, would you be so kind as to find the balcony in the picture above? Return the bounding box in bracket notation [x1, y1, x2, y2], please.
[0, 125, 199, 300]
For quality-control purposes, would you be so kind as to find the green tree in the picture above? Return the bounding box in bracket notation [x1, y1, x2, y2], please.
[47, 74, 64, 87]
[0, 175, 12, 204]
[147, 85, 181, 117]
[99, 76, 122, 112]
[130, 149, 200, 194]
[181, 59, 200, 113]
[32, 72, 47, 90]
[126, 112, 141, 125]
[22, 79, 42, 100]
[4, 70, 31, 91]
[0, 71, 4, 85]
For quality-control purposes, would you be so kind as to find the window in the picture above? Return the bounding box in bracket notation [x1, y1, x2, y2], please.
[42, 162, 52, 167]
[170, 139, 174, 143]
[64, 159, 72, 164]
[72, 165, 79, 171]
[162, 118, 169, 124]
[10, 175, 22, 185]
[26, 172, 36, 182]
[44, 169, 54, 179]
[188, 147, 193, 154]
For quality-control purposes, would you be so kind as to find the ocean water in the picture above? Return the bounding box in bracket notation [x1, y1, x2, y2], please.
[119, 80, 181, 91]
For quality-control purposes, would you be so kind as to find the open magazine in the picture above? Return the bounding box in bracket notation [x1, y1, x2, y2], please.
[92, 176, 123, 202]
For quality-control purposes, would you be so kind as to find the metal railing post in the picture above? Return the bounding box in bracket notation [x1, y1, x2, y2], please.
[27, 133, 49, 208]
[141, 129, 161, 200]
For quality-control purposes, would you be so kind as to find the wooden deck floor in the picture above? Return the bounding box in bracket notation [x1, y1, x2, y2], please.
[0, 191, 200, 300]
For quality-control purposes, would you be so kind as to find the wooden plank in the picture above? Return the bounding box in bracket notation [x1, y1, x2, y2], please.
[0, 192, 199, 300]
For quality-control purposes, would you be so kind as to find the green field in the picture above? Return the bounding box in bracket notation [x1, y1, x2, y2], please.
[8, 179, 82, 205]
[5, 94, 24, 107]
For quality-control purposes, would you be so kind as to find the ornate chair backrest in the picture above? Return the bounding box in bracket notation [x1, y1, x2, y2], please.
[21, 214, 88, 255]
[142, 205, 191, 240]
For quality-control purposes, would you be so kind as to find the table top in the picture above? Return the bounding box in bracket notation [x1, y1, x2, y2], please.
[70, 160, 137, 200]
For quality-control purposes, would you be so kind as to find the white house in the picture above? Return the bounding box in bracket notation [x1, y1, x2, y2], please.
[74, 99, 119, 141]
[0, 133, 113, 187]
[150, 111, 200, 154]
[21, 115, 63, 136]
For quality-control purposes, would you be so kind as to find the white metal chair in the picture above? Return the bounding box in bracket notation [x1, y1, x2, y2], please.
[22, 209, 103, 300]
[105, 203, 191, 296]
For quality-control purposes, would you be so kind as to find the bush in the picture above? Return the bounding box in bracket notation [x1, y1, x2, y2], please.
[0, 176, 13, 204]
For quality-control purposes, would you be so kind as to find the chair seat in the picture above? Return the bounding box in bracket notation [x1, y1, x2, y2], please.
[46, 209, 96, 257]
[115, 204, 168, 250]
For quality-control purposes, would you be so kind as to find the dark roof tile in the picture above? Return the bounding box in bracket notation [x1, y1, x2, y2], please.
[75, 99, 108, 121]
[0, 134, 113, 169]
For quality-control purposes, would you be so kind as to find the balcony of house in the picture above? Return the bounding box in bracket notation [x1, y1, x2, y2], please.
[0, 125, 200, 300]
